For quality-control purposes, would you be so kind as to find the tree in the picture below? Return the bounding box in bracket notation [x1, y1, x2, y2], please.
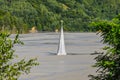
[1, 0, 120, 32]
[89, 15, 120, 80]
[0, 31, 39, 80]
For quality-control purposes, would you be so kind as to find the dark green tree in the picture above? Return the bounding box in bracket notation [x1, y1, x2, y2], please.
[89, 15, 120, 80]
[0, 31, 39, 80]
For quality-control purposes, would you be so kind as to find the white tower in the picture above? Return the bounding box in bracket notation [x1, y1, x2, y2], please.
[57, 20, 67, 55]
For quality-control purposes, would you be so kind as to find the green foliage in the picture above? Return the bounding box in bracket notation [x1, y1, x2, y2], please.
[0, 32, 39, 80]
[1, 0, 120, 32]
[89, 15, 120, 80]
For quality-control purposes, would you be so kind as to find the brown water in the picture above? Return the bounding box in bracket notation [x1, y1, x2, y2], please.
[12, 33, 105, 80]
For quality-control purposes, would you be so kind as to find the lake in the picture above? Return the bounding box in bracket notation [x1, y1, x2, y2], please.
[13, 32, 105, 80]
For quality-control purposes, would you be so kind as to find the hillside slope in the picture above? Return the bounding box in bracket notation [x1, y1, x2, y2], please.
[0, 0, 120, 32]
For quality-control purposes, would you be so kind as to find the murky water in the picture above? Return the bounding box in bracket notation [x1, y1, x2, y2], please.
[12, 33, 105, 80]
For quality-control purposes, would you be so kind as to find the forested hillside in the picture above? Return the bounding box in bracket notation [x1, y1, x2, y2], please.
[0, 0, 120, 33]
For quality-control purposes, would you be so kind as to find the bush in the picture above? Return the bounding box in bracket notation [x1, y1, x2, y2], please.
[0, 32, 39, 80]
[89, 15, 120, 80]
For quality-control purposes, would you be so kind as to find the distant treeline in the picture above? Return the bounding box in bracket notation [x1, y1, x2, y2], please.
[0, 0, 120, 33]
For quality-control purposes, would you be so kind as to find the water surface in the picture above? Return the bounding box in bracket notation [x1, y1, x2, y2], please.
[13, 33, 105, 80]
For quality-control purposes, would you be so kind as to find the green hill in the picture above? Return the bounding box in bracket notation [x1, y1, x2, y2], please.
[0, 0, 120, 33]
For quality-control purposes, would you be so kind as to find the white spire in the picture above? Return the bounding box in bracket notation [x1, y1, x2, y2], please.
[57, 20, 67, 55]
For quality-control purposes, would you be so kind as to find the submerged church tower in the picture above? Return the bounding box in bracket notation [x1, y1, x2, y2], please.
[57, 20, 67, 55]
